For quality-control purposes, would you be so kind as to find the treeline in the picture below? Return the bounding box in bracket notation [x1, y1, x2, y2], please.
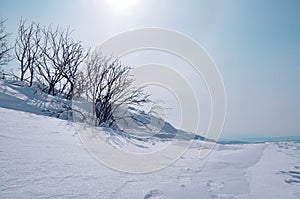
[1, 18, 88, 99]
[15, 19, 88, 99]
[0, 18, 149, 128]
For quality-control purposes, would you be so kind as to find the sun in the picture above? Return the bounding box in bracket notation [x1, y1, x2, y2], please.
[104, 0, 139, 16]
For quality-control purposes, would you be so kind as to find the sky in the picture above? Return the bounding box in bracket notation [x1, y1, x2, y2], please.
[0, 0, 299, 139]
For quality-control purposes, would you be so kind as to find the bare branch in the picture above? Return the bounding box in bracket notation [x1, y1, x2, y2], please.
[77, 49, 150, 128]
[0, 18, 13, 66]
[14, 18, 41, 85]
[36, 25, 88, 97]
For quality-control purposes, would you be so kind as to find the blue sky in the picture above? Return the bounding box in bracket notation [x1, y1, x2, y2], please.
[0, 0, 299, 139]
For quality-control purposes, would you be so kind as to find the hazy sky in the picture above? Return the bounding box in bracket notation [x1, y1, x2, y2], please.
[0, 0, 299, 139]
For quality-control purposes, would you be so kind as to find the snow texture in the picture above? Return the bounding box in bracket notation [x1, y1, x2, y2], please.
[1, 80, 300, 198]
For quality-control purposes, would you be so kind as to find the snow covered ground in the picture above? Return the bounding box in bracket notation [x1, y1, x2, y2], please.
[1, 108, 300, 198]
[1, 81, 300, 198]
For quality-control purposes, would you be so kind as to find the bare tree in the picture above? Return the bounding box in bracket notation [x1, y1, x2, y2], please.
[37, 25, 88, 97]
[15, 19, 41, 86]
[81, 49, 107, 115]
[79, 49, 150, 127]
[0, 18, 12, 66]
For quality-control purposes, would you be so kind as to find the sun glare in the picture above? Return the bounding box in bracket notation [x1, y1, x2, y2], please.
[105, 0, 139, 16]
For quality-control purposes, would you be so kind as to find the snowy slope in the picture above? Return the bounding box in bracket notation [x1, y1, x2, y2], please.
[0, 80, 72, 119]
[1, 107, 300, 198]
[0, 80, 208, 142]
[1, 80, 300, 198]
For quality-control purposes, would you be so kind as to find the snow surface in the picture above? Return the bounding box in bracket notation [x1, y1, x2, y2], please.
[1, 80, 300, 198]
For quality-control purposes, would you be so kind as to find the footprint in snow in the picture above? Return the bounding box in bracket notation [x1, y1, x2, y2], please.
[279, 169, 300, 185]
[206, 180, 225, 191]
[144, 189, 164, 199]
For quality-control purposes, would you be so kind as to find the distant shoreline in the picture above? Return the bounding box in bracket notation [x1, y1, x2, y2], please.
[217, 136, 300, 145]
